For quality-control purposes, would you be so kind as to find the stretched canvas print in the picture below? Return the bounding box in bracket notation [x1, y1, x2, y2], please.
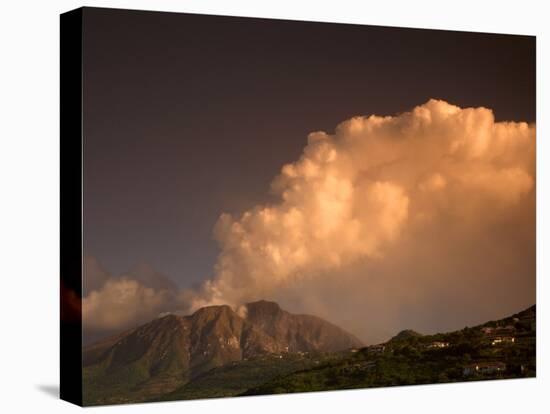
[60, 7, 536, 406]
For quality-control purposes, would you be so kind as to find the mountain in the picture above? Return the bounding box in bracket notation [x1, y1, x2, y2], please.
[84, 303, 535, 405]
[83, 300, 362, 405]
[245, 300, 363, 353]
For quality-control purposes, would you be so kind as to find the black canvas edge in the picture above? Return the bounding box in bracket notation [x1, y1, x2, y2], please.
[60, 7, 83, 407]
[70, 5, 536, 38]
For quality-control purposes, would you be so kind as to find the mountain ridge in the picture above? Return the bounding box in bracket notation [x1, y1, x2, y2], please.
[83, 300, 363, 404]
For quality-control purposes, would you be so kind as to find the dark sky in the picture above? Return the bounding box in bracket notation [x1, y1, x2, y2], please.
[82, 7, 535, 288]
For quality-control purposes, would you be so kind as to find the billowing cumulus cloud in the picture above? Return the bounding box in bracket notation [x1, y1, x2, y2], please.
[83, 278, 172, 331]
[188, 100, 535, 321]
[82, 257, 182, 340]
[83, 100, 535, 343]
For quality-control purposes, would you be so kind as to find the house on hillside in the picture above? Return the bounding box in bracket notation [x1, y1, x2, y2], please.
[491, 336, 515, 346]
[482, 324, 516, 345]
[427, 341, 449, 349]
[463, 362, 506, 376]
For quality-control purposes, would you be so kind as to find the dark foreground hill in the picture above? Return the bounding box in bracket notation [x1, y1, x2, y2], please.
[83, 300, 362, 405]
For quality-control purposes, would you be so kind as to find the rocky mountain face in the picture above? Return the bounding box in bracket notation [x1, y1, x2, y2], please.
[83, 300, 362, 402]
[245, 300, 363, 352]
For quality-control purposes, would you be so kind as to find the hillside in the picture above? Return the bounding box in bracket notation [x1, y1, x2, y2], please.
[83, 300, 362, 405]
[155, 352, 341, 401]
[244, 305, 536, 396]
[83, 303, 535, 405]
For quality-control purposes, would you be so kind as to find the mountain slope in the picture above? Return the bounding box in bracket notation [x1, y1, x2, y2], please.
[83, 300, 362, 405]
[245, 300, 363, 353]
[155, 353, 332, 401]
[244, 305, 536, 396]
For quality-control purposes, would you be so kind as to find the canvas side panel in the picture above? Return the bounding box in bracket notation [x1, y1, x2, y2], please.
[60, 7, 83, 407]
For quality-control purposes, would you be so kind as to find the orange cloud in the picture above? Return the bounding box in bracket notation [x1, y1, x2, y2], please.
[188, 100, 535, 317]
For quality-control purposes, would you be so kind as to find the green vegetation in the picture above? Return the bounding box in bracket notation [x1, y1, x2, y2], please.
[83, 305, 536, 405]
[83, 339, 190, 405]
[244, 306, 536, 396]
[155, 352, 344, 401]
